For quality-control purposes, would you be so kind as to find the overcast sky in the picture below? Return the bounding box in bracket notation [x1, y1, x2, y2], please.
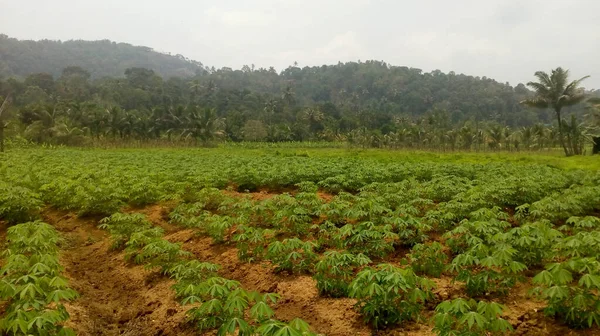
[1, 0, 599, 88]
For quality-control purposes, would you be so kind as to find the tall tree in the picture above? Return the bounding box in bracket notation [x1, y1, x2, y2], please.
[521, 67, 589, 156]
[0, 95, 11, 152]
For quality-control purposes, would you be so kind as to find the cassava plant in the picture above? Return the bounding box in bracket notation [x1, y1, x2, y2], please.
[314, 251, 371, 297]
[266, 238, 317, 274]
[407, 242, 448, 277]
[432, 299, 513, 336]
[0, 184, 43, 224]
[98, 212, 154, 249]
[448, 242, 526, 297]
[233, 225, 274, 262]
[532, 257, 600, 329]
[0, 221, 78, 336]
[349, 264, 435, 329]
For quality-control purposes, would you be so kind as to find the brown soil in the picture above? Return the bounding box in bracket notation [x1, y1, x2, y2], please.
[0, 206, 588, 336]
[42, 210, 194, 336]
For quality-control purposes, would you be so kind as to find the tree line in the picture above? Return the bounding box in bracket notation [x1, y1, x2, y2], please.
[0, 60, 599, 155]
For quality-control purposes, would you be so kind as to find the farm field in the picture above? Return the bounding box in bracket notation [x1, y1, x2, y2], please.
[1, 147, 600, 336]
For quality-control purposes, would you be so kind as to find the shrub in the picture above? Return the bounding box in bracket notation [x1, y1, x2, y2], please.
[407, 242, 448, 277]
[532, 257, 600, 329]
[314, 251, 371, 297]
[233, 226, 274, 262]
[0, 185, 43, 224]
[349, 264, 435, 329]
[433, 299, 513, 336]
[266, 238, 317, 274]
[98, 213, 154, 249]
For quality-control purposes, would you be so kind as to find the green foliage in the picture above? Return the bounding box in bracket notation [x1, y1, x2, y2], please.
[127, 179, 163, 206]
[407, 242, 448, 277]
[98, 212, 154, 249]
[266, 238, 317, 274]
[507, 221, 562, 267]
[532, 257, 600, 329]
[0, 221, 77, 336]
[449, 241, 527, 297]
[335, 221, 398, 259]
[555, 231, 600, 258]
[0, 184, 43, 224]
[527, 186, 600, 222]
[71, 181, 126, 216]
[562, 216, 600, 232]
[203, 214, 236, 243]
[0, 35, 202, 79]
[255, 318, 318, 336]
[233, 226, 274, 262]
[183, 277, 280, 335]
[127, 239, 190, 273]
[348, 264, 435, 329]
[313, 251, 371, 298]
[433, 299, 513, 336]
[443, 208, 511, 255]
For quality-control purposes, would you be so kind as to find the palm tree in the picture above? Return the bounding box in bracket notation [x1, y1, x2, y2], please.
[584, 97, 600, 154]
[521, 67, 589, 156]
[487, 125, 505, 150]
[188, 79, 202, 104]
[300, 107, 324, 135]
[0, 95, 12, 152]
[181, 107, 225, 144]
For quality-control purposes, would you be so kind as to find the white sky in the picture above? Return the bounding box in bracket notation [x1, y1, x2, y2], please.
[1, 0, 599, 88]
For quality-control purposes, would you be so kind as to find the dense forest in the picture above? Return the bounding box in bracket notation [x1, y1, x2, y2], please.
[0, 34, 204, 78]
[0, 36, 599, 152]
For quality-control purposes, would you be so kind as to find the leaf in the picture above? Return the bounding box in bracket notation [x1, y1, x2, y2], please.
[459, 311, 486, 330]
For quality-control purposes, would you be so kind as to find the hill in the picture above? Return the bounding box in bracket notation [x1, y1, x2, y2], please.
[0, 34, 205, 79]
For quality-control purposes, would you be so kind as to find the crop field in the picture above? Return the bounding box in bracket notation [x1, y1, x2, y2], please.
[1, 147, 600, 336]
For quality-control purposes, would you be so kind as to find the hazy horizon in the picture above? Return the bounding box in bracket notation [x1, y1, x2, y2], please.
[2, 0, 599, 88]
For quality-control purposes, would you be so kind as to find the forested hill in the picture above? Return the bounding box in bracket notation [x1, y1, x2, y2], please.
[0, 34, 204, 79]
[2, 35, 597, 138]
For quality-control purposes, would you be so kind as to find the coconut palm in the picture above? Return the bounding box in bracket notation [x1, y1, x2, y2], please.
[0, 95, 12, 152]
[584, 98, 600, 154]
[521, 67, 589, 156]
[180, 107, 225, 144]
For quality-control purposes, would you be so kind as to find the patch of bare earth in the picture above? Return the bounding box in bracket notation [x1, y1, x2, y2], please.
[42, 210, 194, 336]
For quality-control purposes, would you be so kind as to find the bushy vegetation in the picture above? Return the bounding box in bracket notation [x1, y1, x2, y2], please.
[0, 221, 78, 335]
[2, 37, 599, 151]
[1, 147, 600, 334]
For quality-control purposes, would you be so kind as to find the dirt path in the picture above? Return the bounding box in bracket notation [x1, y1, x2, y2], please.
[43, 210, 194, 336]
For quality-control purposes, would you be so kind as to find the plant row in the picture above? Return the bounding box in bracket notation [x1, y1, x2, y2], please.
[170, 187, 600, 331]
[98, 212, 319, 335]
[0, 221, 78, 335]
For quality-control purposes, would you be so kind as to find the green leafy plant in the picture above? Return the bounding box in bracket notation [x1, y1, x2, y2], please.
[127, 238, 191, 273]
[203, 214, 236, 243]
[507, 221, 562, 267]
[98, 212, 154, 249]
[233, 225, 274, 262]
[348, 264, 435, 329]
[532, 257, 600, 329]
[0, 184, 43, 224]
[0, 221, 78, 336]
[407, 242, 448, 277]
[266, 238, 317, 274]
[335, 221, 398, 258]
[314, 251, 371, 297]
[72, 180, 126, 216]
[127, 179, 162, 206]
[184, 277, 280, 335]
[432, 299, 513, 336]
[256, 318, 318, 336]
[449, 242, 526, 297]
